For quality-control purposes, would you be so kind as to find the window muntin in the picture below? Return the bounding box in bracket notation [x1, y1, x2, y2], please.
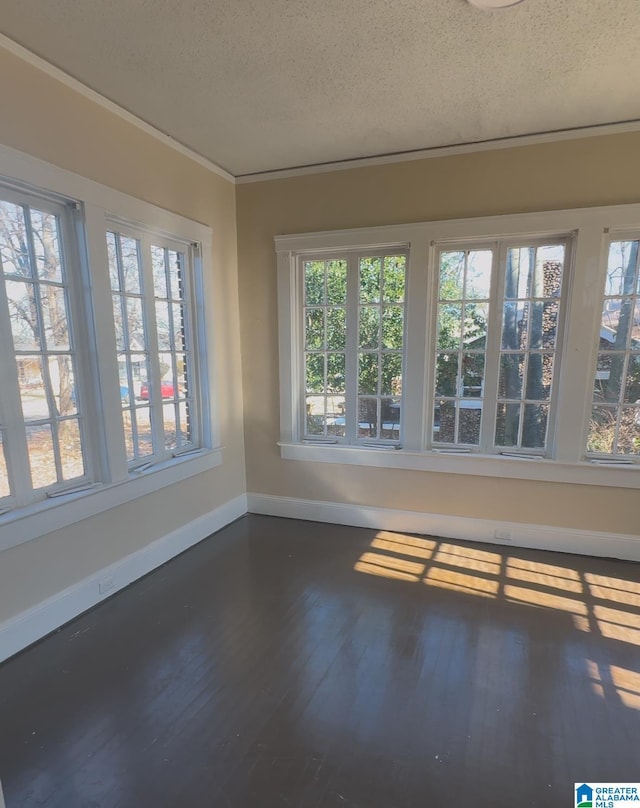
[496, 243, 565, 450]
[107, 231, 154, 462]
[302, 250, 406, 444]
[0, 193, 87, 503]
[358, 255, 405, 440]
[304, 258, 347, 438]
[431, 239, 567, 454]
[151, 245, 195, 451]
[433, 249, 492, 445]
[588, 239, 640, 458]
[107, 227, 199, 466]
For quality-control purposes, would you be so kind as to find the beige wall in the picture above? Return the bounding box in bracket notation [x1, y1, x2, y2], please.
[237, 133, 640, 536]
[0, 49, 245, 622]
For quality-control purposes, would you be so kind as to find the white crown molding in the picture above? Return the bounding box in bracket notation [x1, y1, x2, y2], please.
[0, 33, 236, 185]
[236, 120, 640, 184]
[3, 31, 640, 187]
[0, 494, 248, 664]
[247, 493, 640, 562]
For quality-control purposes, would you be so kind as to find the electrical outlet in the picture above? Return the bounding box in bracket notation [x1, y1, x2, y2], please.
[99, 577, 115, 595]
[494, 529, 513, 542]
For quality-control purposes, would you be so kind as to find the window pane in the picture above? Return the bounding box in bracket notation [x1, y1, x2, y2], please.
[327, 353, 345, 393]
[305, 308, 324, 350]
[437, 401, 456, 442]
[172, 305, 186, 351]
[40, 283, 71, 350]
[435, 353, 458, 397]
[381, 398, 401, 438]
[525, 354, 553, 400]
[107, 231, 120, 291]
[326, 308, 346, 350]
[168, 251, 184, 301]
[605, 241, 639, 297]
[499, 354, 524, 399]
[0, 432, 10, 498]
[18, 356, 49, 421]
[164, 402, 178, 451]
[459, 404, 482, 445]
[178, 401, 192, 445]
[359, 257, 381, 303]
[617, 408, 640, 455]
[305, 397, 325, 435]
[0, 200, 30, 277]
[463, 303, 487, 344]
[155, 301, 171, 350]
[135, 407, 154, 458]
[383, 256, 405, 303]
[326, 259, 347, 304]
[152, 245, 168, 298]
[49, 356, 77, 416]
[382, 306, 403, 349]
[304, 260, 325, 305]
[59, 419, 85, 481]
[358, 398, 378, 438]
[381, 353, 402, 396]
[359, 307, 379, 349]
[623, 354, 640, 403]
[120, 236, 141, 294]
[495, 403, 520, 447]
[112, 295, 125, 350]
[588, 406, 615, 454]
[438, 304, 462, 349]
[502, 302, 526, 349]
[126, 297, 145, 347]
[327, 396, 345, 437]
[358, 353, 378, 395]
[26, 424, 57, 489]
[522, 403, 549, 449]
[30, 209, 63, 283]
[466, 250, 492, 299]
[306, 354, 325, 394]
[461, 353, 484, 397]
[6, 280, 40, 350]
[159, 353, 178, 398]
[439, 252, 465, 300]
[122, 410, 136, 461]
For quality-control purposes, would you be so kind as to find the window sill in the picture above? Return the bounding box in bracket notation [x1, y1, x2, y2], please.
[0, 447, 223, 553]
[278, 442, 640, 489]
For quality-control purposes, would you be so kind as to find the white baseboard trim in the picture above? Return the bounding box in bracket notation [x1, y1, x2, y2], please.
[0, 494, 247, 664]
[247, 493, 640, 562]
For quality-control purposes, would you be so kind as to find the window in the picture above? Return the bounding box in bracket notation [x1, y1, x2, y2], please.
[588, 238, 640, 459]
[277, 206, 640, 487]
[301, 250, 406, 444]
[0, 189, 87, 509]
[0, 152, 217, 545]
[107, 228, 198, 467]
[432, 239, 568, 455]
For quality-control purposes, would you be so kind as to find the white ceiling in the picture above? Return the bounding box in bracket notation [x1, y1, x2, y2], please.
[2, 0, 640, 177]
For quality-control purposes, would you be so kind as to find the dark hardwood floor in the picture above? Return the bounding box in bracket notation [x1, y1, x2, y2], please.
[1, 514, 639, 807]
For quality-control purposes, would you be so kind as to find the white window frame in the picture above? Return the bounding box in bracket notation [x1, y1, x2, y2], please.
[428, 235, 573, 457]
[298, 248, 408, 447]
[0, 184, 94, 508]
[586, 230, 640, 461]
[0, 144, 221, 552]
[276, 204, 640, 490]
[105, 221, 204, 468]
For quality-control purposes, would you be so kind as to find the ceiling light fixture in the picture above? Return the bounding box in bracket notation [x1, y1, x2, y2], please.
[467, 0, 525, 8]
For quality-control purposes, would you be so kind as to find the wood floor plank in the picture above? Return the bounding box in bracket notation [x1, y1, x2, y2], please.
[1, 515, 639, 807]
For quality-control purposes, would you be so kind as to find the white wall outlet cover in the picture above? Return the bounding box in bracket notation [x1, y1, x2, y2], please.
[468, 0, 525, 8]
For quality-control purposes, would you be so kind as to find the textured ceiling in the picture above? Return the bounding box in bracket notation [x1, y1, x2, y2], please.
[2, 0, 640, 176]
